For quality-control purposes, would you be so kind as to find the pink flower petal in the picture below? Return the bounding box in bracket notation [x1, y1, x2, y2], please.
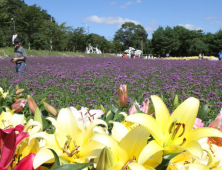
[193, 118, 204, 129]
[14, 153, 40, 170]
[140, 99, 149, 114]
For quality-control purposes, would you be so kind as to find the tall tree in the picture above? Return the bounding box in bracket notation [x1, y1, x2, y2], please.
[15, 4, 50, 49]
[114, 22, 148, 51]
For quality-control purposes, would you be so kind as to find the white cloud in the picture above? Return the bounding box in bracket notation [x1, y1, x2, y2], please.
[145, 26, 155, 32]
[110, 2, 116, 5]
[205, 16, 216, 20]
[137, 0, 142, 3]
[145, 20, 157, 31]
[216, 21, 222, 25]
[86, 15, 140, 26]
[178, 24, 204, 30]
[120, 1, 133, 8]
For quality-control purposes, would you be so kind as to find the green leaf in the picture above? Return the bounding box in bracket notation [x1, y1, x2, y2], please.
[197, 104, 209, 120]
[105, 111, 114, 124]
[148, 103, 155, 115]
[39, 97, 47, 107]
[34, 107, 43, 128]
[100, 105, 105, 112]
[9, 89, 16, 96]
[8, 86, 12, 93]
[51, 163, 93, 170]
[156, 153, 181, 170]
[106, 103, 118, 114]
[48, 149, 60, 167]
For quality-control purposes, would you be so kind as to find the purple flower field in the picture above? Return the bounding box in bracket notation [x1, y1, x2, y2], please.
[1, 56, 222, 122]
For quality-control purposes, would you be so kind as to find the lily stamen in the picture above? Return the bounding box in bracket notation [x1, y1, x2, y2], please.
[121, 156, 136, 170]
[169, 122, 174, 134]
[178, 123, 185, 137]
[171, 123, 181, 140]
[5, 125, 14, 129]
[62, 139, 80, 157]
[179, 138, 186, 146]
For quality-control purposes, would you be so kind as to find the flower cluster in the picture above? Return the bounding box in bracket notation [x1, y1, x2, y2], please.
[1, 85, 222, 170]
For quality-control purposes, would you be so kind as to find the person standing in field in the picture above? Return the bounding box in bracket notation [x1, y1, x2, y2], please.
[199, 53, 202, 60]
[11, 38, 27, 75]
[218, 51, 222, 61]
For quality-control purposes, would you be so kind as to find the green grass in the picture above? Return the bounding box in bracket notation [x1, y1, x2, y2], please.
[0, 47, 115, 57]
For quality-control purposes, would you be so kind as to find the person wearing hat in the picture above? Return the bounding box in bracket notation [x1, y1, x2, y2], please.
[11, 38, 27, 75]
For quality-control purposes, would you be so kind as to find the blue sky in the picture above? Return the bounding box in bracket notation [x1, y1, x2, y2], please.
[25, 0, 222, 39]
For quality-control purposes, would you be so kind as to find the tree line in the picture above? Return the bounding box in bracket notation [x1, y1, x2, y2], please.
[1, 0, 222, 56]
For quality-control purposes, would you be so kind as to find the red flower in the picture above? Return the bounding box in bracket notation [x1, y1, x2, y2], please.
[0, 124, 29, 169]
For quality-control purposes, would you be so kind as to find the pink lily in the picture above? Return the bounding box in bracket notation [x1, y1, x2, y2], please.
[129, 99, 149, 115]
[208, 108, 222, 146]
[69, 107, 104, 128]
[11, 99, 27, 113]
[14, 153, 40, 170]
[118, 85, 128, 108]
[0, 124, 29, 169]
[193, 118, 204, 129]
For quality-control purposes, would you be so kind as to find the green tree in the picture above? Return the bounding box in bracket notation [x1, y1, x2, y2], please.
[151, 26, 165, 56]
[15, 4, 50, 49]
[211, 29, 222, 56]
[114, 22, 148, 51]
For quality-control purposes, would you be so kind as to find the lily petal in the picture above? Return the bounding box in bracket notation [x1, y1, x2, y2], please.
[33, 147, 63, 169]
[151, 95, 170, 133]
[0, 131, 16, 168]
[166, 140, 203, 159]
[125, 113, 163, 144]
[55, 108, 83, 148]
[111, 122, 129, 142]
[120, 126, 150, 159]
[28, 132, 57, 147]
[91, 134, 119, 163]
[14, 153, 40, 170]
[186, 127, 222, 141]
[83, 119, 107, 145]
[167, 97, 199, 134]
[138, 140, 164, 165]
[128, 162, 151, 170]
[183, 163, 208, 170]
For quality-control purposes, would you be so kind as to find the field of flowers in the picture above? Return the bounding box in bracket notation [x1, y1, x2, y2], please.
[1, 56, 222, 170]
[0, 57, 222, 122]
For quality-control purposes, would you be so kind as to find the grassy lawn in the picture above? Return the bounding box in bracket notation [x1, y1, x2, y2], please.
[0, 47, 115, 57]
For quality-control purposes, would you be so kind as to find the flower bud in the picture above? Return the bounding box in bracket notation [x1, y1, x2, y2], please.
[16, 89, 24, 95]
[172, 94, 179, 109]
[96, 147, 115, 170]
[118, 85, 128, 108]
[27, 95, 38, 114]
[44, 102, 58, 117]
[11, 100, 27, 113]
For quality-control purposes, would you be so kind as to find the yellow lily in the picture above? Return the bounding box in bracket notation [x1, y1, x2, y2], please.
[125, 95, 222, 162]
[170, 138, 222, 170]
[0, 87, 9, 98]
[92, 122, 162, 170]
[30, 108, 108, 169]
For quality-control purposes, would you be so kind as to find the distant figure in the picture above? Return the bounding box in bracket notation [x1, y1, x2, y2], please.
[11, 38, 27, 75]
[199, 53, 202, 60]
[202, 53, 204, 59]
[218, 51, 222, 61]
[131, 52, 134, 59]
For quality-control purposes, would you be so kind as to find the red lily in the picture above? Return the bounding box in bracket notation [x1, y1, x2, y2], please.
[0, 124, 29, 169]
[14, 153, 40, 170]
